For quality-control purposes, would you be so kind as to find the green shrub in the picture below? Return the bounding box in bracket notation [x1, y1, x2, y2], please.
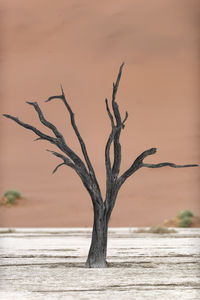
[178, 217, 192, 228]
[4, 194, 16, 205]
[2, 189, 21, 205]
[178, 209, 194, 219]
[4, 189, 21, 199]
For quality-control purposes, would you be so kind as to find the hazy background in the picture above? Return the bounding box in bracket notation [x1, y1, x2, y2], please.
[1, 0, 199, 227]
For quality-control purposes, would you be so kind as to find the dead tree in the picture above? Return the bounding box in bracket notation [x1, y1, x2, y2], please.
[3, 64, 198, 268]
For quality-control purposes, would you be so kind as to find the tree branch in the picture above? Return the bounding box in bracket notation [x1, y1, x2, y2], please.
[104, 63, 127, 211]
[45, 85, 102, 200]
[45, 85, 94, 173]
[3, 114, 57, 145]
[105, 98, 114, 128]
[111, 63, 125, 178]
[3, 92, 103, 206]
[105, 98, 117, 181]
[118, 147, 199, 190]
[46, 149, 75, 169]
[26, 101, 88, 172]
[105, 91, 126, 194]
[26, 101, 64, 140]
[143, 162, 199, 168]
[112, 62, 125, 110]
[105, 128, 118, 182]
[118, 148, 157, 188]
[104, 63, 127, 189]
[3, 110, 89, 178]
[46, 149, 97, 195]
[122, 111, 128, 129]
[46, 149, 101, 204]
[52, 163, 66, 174]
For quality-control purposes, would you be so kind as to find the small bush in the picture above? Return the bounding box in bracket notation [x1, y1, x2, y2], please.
[4, 189, 21, 199]
[4, 194, 16, 204]
[2, 189, 21, 205]
[178, 217, 192, 228]
[178, 209, 194, 219]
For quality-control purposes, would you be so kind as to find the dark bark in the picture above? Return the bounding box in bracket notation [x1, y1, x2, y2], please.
[85, 203, 108, 268]
[3, 63, 199, 268]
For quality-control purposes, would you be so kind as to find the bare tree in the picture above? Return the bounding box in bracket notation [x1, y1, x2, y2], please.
[3, 64, 198, 268]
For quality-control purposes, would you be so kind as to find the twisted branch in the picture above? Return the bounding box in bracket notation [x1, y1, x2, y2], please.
[104, 63, 129, 211]
[105, 98, 114, 128]
[143, 162, 199, 168]
[26, 101, 64, 140]
[2, 114, 57, 145]
[112, 62, 125, 110]
[25, 101, 88, 172]
[104, 63, 127, 181]
[45, 85, 94, 174]
[111, 63, 125, 178]
[46, 149, 75, 173]
[46, 149, 100, 204]
[45, 85, 102, 199]
[118, 147, 198, 190]
[3, 108, 99, 203]
[118, 148, 157, 188]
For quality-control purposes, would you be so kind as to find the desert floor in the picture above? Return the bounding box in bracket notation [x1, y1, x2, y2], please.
[0, 228, 199, 299]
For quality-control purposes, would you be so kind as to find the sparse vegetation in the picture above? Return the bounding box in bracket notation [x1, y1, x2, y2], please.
[4, 194, 17, 204]
[178, 209, 194, 219]
[2, 189, 22, 205]
[0, 229, 15, 234]
[135, 226, 177, 234]
[163, 209, 199, 228]
[178, 217, 193, 228]
[4, 189, 21, 199]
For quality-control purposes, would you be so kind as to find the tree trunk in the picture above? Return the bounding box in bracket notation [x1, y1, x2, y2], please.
[85, 205, 109, 268]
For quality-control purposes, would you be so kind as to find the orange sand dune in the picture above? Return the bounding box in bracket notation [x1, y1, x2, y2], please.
[0, 0, 199, 227]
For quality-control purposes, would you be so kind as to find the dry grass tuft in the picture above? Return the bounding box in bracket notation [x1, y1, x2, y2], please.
[135, 226, 177, 234]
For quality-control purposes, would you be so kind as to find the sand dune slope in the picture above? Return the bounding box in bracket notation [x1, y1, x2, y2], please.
[0, 0, 199, 226]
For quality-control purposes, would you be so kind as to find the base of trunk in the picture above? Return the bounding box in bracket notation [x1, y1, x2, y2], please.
[85, 256, 108, 268]
[86, 205, 109, 268]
